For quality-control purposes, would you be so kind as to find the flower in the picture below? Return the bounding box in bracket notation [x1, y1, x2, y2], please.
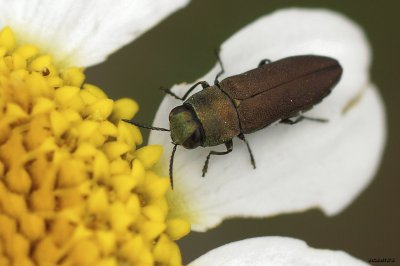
[0, 1, 386, 266]
[188, 237, 368, 266]
[149, 7, 385, 265]
[0, 1, 191, 265]
[150, 8, 386, 233]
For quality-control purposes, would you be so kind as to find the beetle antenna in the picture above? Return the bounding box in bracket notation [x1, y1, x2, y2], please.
[122, 119, 170, 132]
[169, 144, 178, 189]
[214, 48, 225, 85]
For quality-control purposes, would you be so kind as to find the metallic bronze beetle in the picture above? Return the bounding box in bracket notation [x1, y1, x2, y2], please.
[124, 54, 342, 188]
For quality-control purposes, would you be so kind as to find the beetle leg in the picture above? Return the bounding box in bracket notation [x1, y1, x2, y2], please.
[160, 81, 210, 101]
[280, 115, 328, 125]
[303, 116, 329, 123]
[280, 116, 304, 124]
[202, 140, 233, 177]
[214, 48, 225, 85]
[238, 133, 256, 169]
[258, 59, 271, 67]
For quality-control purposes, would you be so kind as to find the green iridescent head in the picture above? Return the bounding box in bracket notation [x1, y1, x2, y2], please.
[169, 105, 203, 149]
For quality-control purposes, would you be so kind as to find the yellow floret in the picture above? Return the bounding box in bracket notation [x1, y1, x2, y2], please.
[61, 66, 85, 87]
[0, 26, 190, 266]
[136, 145, 163, 169]
[15, 44, 39, 60]
[110, 97, 139, 121]
[166, 218, 191, 240]
[0, 27, 15, 52]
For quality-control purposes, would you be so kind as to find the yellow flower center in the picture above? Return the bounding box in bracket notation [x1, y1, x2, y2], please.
[0, 27, 190, 266]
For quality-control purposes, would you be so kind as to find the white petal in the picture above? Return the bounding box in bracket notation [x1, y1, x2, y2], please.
[149, 9, 386, 231]
[0, 0, 189, 67]
[188, 237, 368, 266]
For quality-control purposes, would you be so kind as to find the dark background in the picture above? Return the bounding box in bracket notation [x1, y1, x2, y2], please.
[87, 1, 400, 264]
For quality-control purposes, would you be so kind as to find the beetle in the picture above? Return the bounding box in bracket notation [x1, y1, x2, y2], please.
[124, 53, 343, 188]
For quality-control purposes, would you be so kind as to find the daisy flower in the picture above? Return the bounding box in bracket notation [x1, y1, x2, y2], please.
[0, 1, 385, 266]
[150, 8, 385, 233]
[0, 1, 190, 265]
[150, 7, 385, 265]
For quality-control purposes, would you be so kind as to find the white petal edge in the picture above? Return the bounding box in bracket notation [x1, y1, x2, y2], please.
[188, 237, 368, 266]
[149, 8, 386, 231]
[0, 0, 189, 67]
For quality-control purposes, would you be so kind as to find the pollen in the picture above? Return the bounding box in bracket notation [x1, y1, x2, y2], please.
[0, 27, 190, 266]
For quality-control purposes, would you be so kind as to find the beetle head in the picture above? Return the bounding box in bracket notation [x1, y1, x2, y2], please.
[169, 105, 203, 149]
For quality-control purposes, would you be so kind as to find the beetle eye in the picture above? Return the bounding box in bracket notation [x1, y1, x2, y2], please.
[182, 127, 202, 149]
